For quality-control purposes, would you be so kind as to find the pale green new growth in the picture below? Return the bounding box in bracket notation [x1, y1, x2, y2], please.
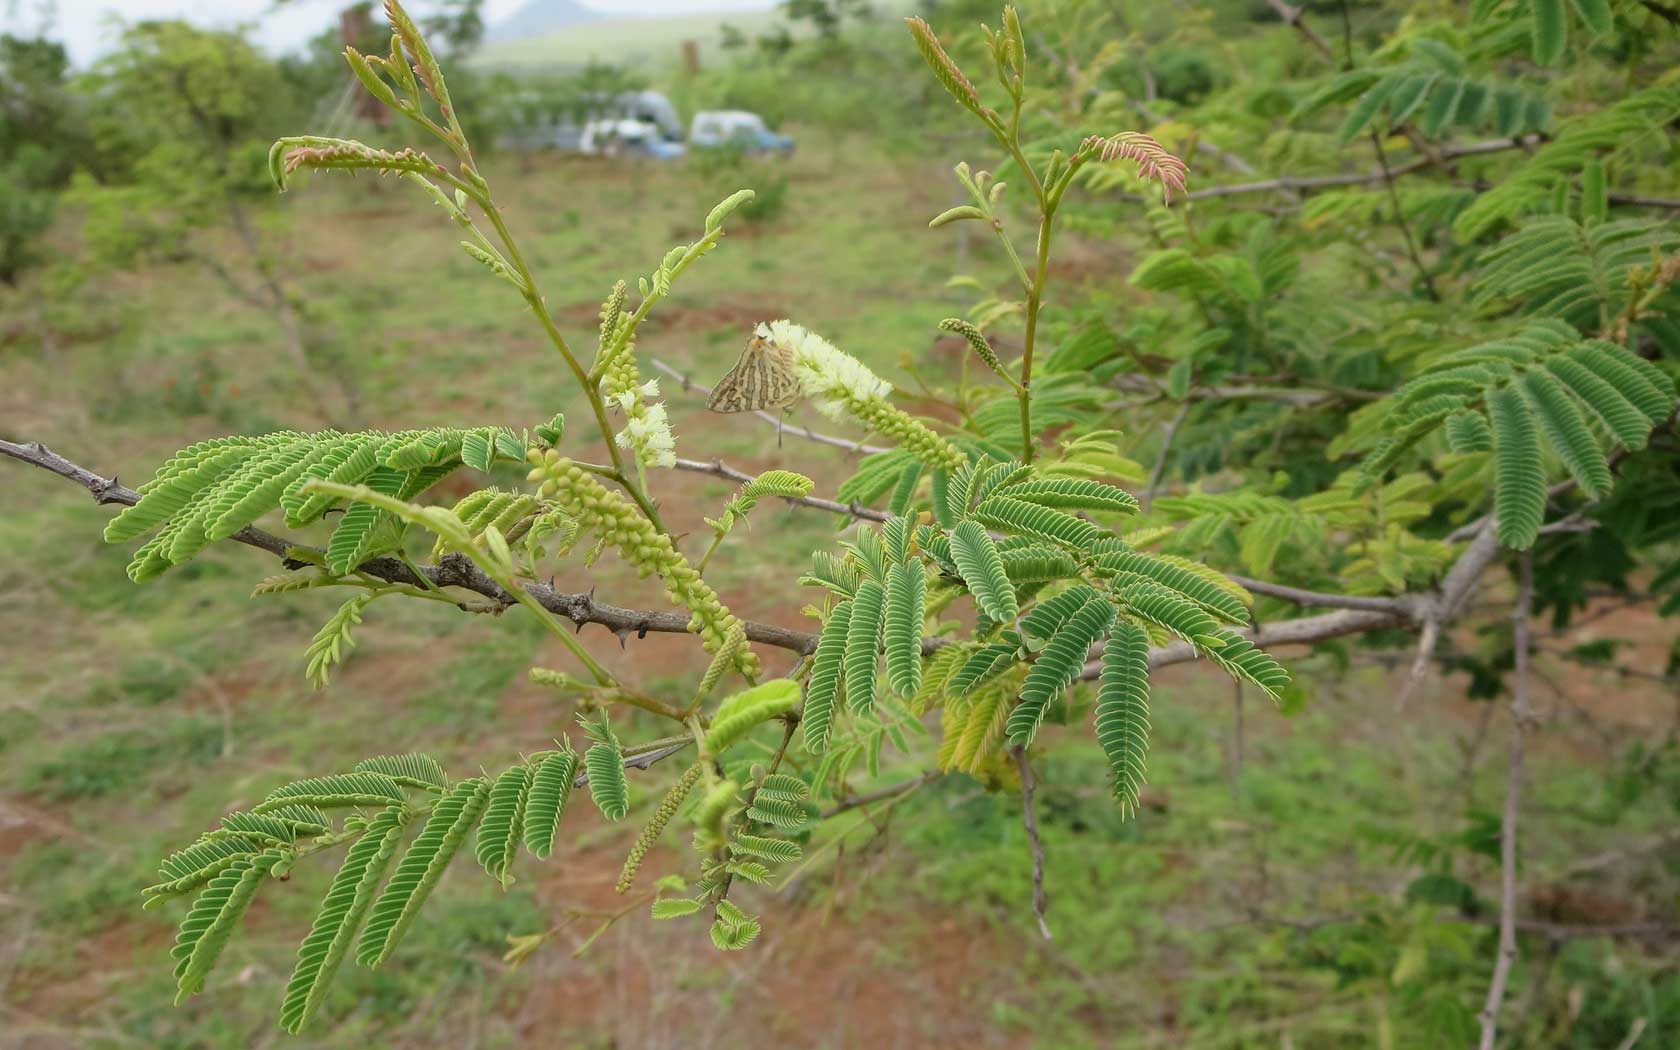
[475, 764, 533, 888]
[802, 601, 852, 754]
[883, 563, 927, 697]
[1096, 623, 1151, 816]
[523, 746, 578, 859]
[357, 776, 489, 968]
[705, 680, 801, 754]
[172, 849, 284, 1004]
[280, 807, 409, 1032]
[580, 712, 630, 821]
[843, 579, 886, 714]
[949, 520, 1018, 623]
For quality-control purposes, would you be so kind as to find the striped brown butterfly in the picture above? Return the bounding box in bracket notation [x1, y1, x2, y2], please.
[706, 334, 802, 413]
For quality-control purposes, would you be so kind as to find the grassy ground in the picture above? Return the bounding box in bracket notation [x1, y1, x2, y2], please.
[2, 141, 1677, 1048]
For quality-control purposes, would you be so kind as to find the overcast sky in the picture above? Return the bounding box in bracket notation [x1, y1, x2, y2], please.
[1, 1, 775, 66]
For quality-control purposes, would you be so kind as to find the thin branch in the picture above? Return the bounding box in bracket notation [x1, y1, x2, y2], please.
[711, 715, 799, 907]
[1132, 99, 1259, 177]
[1479, 550, 1536, 1050]
[1615, 1018, 1650, 1050]
[0, 438, 823, 655]
[1392, 519, 1502, 711]
[1081, 525, 1498, 680]
[1394, 617, 1442, 711]
[0, 439, 295, 558]
[1229, 680, 1245, 800]
[1141, 401, 1191, 509]
[1369, 128, 1439, 299]
[1264, 0, 1337, 61]
[1226, 575, 1411, 613]
[1, 440, 1516, 690]
[1432, 520, 1505, 622]
[1112, 136, 1542, 204]
[819, 770, 941, 819]
[1110, 373, 1386, 406]
[572, 739, 692, 790]
[671, 456, 892, 523]
[1249, 908, 1680, 942]
[1099, 606, 1403, 678]
[1012, 746, 1053, 941]
[649, 358, 892, 455]
[1106, 122, 1676, 210]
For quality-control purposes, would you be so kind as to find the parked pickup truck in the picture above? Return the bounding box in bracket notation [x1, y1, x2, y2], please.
[688, 110, 795, 154]
[578, 118, 686, 159]
[497, 88, 791, 160]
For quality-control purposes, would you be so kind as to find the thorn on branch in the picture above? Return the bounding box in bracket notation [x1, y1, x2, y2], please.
[94, 475, 126, 504]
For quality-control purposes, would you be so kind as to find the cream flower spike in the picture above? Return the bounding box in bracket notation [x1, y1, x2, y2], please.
[756, 319, 891, 415]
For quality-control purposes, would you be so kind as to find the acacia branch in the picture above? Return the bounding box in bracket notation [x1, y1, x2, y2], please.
[672, 456, 892, 523]
[1, 438, 297, 559]
[1110, 369, 1386, 408]
[1112, 142, 1680, 210]
[1108, 136, 1543, 204]
[1225, 575, 1412, 613]
[1141, 401, 1191, 510]
[1370, 127, 1439, 298]
[1132, 99, 1261, 177]
[1013, 746, 1054, 941]
[573, 739, 693, 789]
[1, 440, 1513, 687]
[819, 770, 941, 819]
[1264, 0, 1337, 61]
[1479, 551, 1536, 1050]
[1079, 524, 1504, 680]
[0, 437, 822, 654]
[1394, 522, 1503, 709]
[1099, 606, 1404, 678]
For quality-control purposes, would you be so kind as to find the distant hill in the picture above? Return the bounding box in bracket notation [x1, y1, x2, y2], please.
[485, 1, 603, 44]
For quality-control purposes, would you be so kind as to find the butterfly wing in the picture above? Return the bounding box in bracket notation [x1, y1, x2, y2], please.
[707, 337, 802, 413]
[706, 356, 751, 412]
[760, 339, 802, 409]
